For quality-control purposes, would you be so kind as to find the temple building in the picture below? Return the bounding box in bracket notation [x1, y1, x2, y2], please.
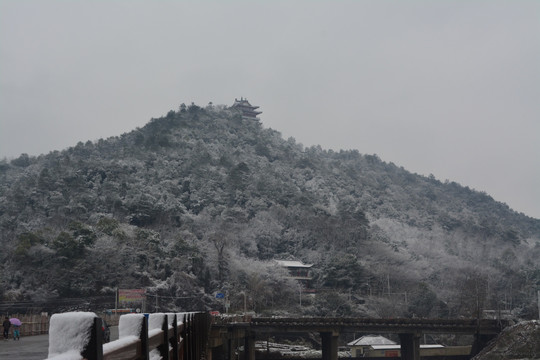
[231, 97, 262, 120]
[275, 260, 314, 292]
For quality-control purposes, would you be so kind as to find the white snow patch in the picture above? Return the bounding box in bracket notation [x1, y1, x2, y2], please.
[149, 313, 166, 330]
[166, 312, 178, 325]
[47, 350, 83, 360]
[176, 312, 189, 323]
[149, 348, 162, 360]
[148, 328, 162, 339]
[48, 312, 97, 358]
[119, 314, 145, 337]
[103, 335, 139, 353]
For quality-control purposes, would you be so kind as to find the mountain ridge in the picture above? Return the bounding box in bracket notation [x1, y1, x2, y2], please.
[1, 102, 538, 319]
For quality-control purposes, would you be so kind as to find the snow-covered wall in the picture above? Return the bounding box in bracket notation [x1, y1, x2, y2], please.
[119, 313, 145, 338]
[48, 312, 97, 359]
[149, 313, 167, 330]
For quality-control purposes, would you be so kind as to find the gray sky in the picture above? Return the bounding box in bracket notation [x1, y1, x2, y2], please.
[1, 1, 539, 219]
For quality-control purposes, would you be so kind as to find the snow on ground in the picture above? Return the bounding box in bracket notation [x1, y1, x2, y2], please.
[472, 320, 540, 360]
[149, 348, 162, 360]
[253, 341, 351, 358]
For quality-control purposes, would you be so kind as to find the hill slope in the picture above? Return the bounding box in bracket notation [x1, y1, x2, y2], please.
[472, 321, 540, 359]
[1, 103, 539, 317]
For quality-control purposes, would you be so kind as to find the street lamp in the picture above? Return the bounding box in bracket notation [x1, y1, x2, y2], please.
[239, 291, 247, 313]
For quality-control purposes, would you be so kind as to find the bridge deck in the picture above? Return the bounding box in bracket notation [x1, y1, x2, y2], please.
[214, 317, 505, 335]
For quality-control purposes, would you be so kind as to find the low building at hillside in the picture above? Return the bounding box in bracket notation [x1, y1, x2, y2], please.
[275, 260, 314, 292]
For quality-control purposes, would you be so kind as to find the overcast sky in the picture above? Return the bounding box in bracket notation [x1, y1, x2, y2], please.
[1, 1, 539, 219]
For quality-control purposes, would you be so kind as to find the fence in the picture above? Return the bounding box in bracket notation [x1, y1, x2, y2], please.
[6, 312, 119, 337]
[46, 312, 211, 360]
[6, 313, 49, 336]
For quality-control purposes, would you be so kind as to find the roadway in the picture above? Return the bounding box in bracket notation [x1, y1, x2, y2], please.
[0, 326, 119, 359]
[0, 334, 48, 359]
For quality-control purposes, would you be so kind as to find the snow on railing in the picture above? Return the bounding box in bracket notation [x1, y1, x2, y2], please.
[45, 311, 204, 360]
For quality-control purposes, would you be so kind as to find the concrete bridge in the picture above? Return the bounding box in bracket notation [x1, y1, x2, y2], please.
[38, 312, 506, 360]
[209, 316, 507, 360]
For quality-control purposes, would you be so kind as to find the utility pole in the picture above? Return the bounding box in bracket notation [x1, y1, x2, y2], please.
[225, 291, 230, 314]
[115, 288, 118, 315]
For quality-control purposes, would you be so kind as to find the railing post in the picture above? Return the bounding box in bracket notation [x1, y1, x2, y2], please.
[179, 313, 187, 360]
[181, 314, 188, 360]
[82, 317, 104, 360]
[160, 314, 170, 360]
[118, 313, 149, 359]
[141, 315, 150, 360]
[195, 313, 201, 360]
[177, 313, 186, 360]
[170, 314, 179, 360]
[188, 313, 195, 360]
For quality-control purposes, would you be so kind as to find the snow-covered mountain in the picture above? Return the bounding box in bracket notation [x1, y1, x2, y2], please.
[1, 102, 539, 318]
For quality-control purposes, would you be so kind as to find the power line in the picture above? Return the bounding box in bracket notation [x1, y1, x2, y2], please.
[144, 294, 196, 300]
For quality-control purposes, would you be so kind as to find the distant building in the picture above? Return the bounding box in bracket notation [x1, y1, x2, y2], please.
[347, 335, 468, 358]
[348, 335, 397, 357]
[275, 260, 314, 292]
[482, 309, 513, 320]
[231, 98, 262, 120]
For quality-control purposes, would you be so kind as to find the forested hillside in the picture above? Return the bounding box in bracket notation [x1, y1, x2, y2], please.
[1, 102, 539, 318]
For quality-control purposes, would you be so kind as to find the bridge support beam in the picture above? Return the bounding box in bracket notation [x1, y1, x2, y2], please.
[320, 331, 339, 360]
[399, 333, 420, 360]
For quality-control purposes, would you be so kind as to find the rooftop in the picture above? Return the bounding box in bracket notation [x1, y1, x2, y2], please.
[231, 97, 262, 118]
[348, 335, 397, 346]
[275, 260, 313, 268]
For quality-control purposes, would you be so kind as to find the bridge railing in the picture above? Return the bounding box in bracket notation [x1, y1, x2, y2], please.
[46, 311, 211, 360]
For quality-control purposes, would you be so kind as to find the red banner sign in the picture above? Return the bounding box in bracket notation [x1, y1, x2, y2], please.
[119, 289, 145, 302]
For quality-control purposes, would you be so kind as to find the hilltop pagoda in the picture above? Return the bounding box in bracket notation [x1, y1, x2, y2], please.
[231, 97, 262, 120]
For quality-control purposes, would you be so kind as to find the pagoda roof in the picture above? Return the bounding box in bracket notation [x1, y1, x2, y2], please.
[232, 97, 257, 107]
[231, 97, 262, 117]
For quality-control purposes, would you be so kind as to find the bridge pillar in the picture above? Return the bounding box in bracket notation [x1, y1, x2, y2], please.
[210, 339, 236, 360]
[227, 338, 236, 360]
[471, 333, 497, 356]
[320, 331, 339, 360]
[244, 333, 256, 360]
[399, 333, 420, 360]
